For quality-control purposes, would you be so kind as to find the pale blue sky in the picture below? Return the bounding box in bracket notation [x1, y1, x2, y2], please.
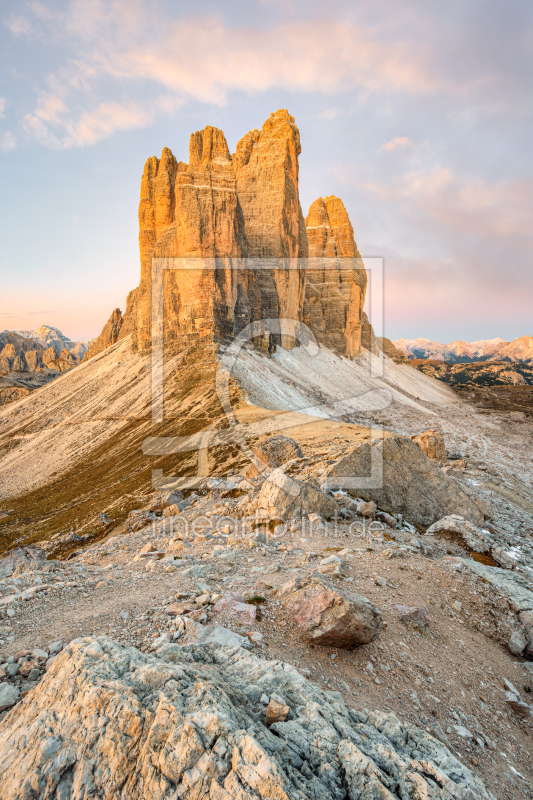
[1, 0, 532, 343]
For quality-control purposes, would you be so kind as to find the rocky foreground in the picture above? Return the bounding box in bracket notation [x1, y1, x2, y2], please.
[1, 427, 533, 798]
[0, 635, 496, 800]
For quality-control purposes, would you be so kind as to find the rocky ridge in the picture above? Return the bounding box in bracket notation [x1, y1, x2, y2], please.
[413, 359, 533, 388]
[395, 336, 533, 365]
[10, 325, 91, 358]
[0, 331, 84, 406]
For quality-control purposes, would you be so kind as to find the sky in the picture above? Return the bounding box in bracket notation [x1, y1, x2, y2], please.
[0, 0, 532, 343]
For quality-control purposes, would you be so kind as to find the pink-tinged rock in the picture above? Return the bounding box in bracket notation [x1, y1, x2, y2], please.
[395, 604, 429, 630]
[0, 594, 20, 606]
[277, 577, 382, 649]
[214, 593, 245, 612]
[214, 594, 256, 625]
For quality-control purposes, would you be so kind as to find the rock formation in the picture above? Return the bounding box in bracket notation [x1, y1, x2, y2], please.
[375, 337, 408, 363]
[0, 636, 495, 800]
[233, 110, 308, 350]
[245, 434, 303, 478]
[411, 429, 447, 461]
[304, 195, 367, 357]
[87, 110, 370, 362]
[258, 468, 340, 520]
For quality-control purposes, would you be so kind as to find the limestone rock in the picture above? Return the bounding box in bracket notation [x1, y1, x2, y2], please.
[89, 110, 369, 361]
[375, 336, 408, 363]
[326, 434, 489, 529]
[395, 604, 430, 630]
[277, 576, 382, 647]
[505, 692, 531, 719]
[305, 195, 367, 357]
[0, 636, 494, 800]
[246, 434, 303, 478]
[0, 331, 80, 375]
[134, 126, 257, 354]
[356, 500, 376, 519]
[258, 469, 339, 520]
[127, 510, 154, 532]
[0, 332, 45, 373]
[411, 429, 446, 462]
[214, 594, 256, 625]
[361, 311, 379, 355]
[518, 611, 533, 659]
[508, 630, 527, 656]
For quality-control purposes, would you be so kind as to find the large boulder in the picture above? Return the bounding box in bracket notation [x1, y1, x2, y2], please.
[326, 434, 490, 529]
[0, 636, 494, 800]
[246, 434, 303, 478]
[426, 515, 493, 553]
[258, 468, 340, 520]
[277, 576, 382, 648]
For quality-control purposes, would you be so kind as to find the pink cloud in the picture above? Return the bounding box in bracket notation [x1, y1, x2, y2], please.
[14, 2, 444, 147]
[383, 136, 413, 150]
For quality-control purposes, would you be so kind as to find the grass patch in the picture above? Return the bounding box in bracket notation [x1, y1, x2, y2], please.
[246, 596, 266, 605]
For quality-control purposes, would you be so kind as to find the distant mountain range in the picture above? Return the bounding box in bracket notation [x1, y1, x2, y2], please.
[0, 326, 94, 405]
[393, 335, 533, 364]
[10, 324, 92, 358]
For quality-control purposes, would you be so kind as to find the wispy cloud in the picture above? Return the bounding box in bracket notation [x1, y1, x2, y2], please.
[0, 132, 16, 151]
[319, 107, 341, 120]
[23, 94, 159, 147]
[5, 1, 532, 150]
[7, 2, 444, 148]
[362, 167, 533, 240]
[0, 98, 5, 118]
[4, 15, 33, 35]
[383, 136, 413, 150]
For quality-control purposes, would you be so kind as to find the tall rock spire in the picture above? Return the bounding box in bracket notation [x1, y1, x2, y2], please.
[234, 110, 308, 349]
[305, 196, 367, 357]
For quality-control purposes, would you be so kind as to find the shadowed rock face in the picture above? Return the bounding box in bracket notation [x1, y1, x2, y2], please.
[0, 636, 495, 800]
[305, 196, 367, 357]
[326, 434, 492, 529]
